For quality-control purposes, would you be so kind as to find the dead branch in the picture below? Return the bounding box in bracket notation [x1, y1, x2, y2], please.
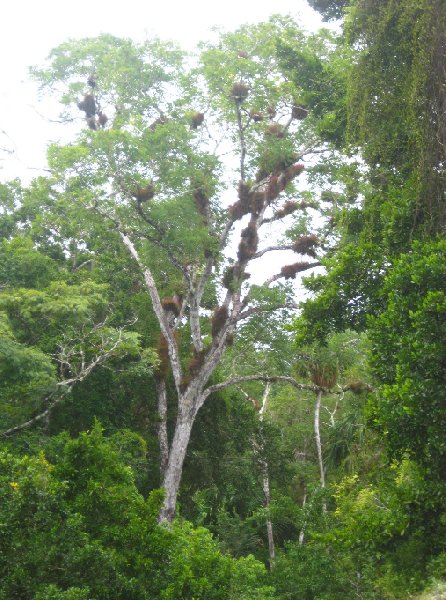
[202, 375, 319, 401]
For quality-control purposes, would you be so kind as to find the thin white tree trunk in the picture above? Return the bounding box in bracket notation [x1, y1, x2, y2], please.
[298, 484, 307, 545]
[262, 471, 275, 567]
[155, 378, 169, 480]
[314, 389, 327, 512]
[259, 383, 275, 568]
[314, 389, 325, 488]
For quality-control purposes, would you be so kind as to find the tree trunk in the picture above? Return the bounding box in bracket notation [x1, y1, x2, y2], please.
[298, 484, 307, 545]
[155, 378, 169, 480]
[314, 389, 327, 512]
[262, 468, 276, 567]
[259, 383, 275, 568]
[158, 408, 195, 522]
[314, 389, 325, 489]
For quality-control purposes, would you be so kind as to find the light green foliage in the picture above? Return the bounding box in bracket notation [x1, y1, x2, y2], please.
[0, 237, 58, 289]
[0, 425, 275, 599]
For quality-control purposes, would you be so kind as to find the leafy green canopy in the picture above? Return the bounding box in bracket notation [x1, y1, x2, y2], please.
[369, 240, 446, 479]
[346, 0, 446, 237]
[298, 0, 446, 338]
[0, 424, 275, 600]
[307, 0, 350, 20]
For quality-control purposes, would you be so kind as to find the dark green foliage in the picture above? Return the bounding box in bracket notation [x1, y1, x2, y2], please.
[276, 31, 349, 146]
[370, 240, 446, 478]
[347, 0, 446, 237]
[307, 0, 350, 20]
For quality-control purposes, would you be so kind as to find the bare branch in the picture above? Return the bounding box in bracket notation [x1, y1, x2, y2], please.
[1, 393, 67, 437]
[2, 328, 128, 437]
[234, 302, 297, 323]
[252, 244, 295, 260]
[203, 375, 319, 401]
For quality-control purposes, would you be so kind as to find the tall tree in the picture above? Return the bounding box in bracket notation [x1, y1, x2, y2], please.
[26, 21, 343, 521]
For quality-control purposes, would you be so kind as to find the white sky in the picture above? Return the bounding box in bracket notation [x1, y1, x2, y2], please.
[0, 0, 323, 181]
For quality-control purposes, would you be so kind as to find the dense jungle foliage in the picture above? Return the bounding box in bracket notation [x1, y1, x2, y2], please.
[1, 1, 445, 598]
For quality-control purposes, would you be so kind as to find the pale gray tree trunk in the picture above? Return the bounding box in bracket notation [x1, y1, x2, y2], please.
[298, 484, 307, 545]
[314, 389, 327, 512]
[314, 389, 325, 489]
[155, 378, 169, 480]
[259, 383, 276, 568]
[158, 407, 195, 522]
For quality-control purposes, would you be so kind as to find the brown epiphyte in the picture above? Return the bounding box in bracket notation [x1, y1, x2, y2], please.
[266, 123, 285, 138]
[161, 296, 182, 317]
[237, 50, 249, 59]
[310, 365, 337, 389]
[266, 105, 277, 119]
[77, 94, 96, 118]
[280, 261, 313, 279]
[267, 176, 280, 202]
[212, 305, 229, 339]
[179, 377, 190, 394]
[275, 200, 301, 219]
[98, 112, 108, 127]
[86, 116, 97, 130]
[225, 333, 234, 346]
[276, 163, 305, 193]
[238, 223, 258, 260]
[190, 111, 205, 129]
[228, 200, 249, 221]
[188, 349, 206, 376]
[249, 110, 264, 122]
[284, 163, 305, 179]
[347, 380, 371, 394]
[292, 234, 319, 257]
[249, 190, 265, 214]
[292, 105, 308, 120]
[238, 180, 250, 204]
[231, 83, 249, 102]
[193, 186, 209, 215]
[222, 266, 249, 290]
[133, 183, 155, 203]
[155, 334, 170, 380]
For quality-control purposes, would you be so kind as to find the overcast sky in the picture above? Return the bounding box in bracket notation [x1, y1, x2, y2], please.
[0, 0, 324, 181]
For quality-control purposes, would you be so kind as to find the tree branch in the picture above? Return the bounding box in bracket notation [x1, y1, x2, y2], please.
[235, 100, 247, 181]
[202, 375, 319, 401]
[252, 244, 295, 260]
[120, 233, 183, 389]
[234, 302, 298, 323]
[263, 262, 321, 286]
[2, 329, 127, 437]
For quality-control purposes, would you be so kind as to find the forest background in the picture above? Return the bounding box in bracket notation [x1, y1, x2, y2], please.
[1, 0, 446, 598]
